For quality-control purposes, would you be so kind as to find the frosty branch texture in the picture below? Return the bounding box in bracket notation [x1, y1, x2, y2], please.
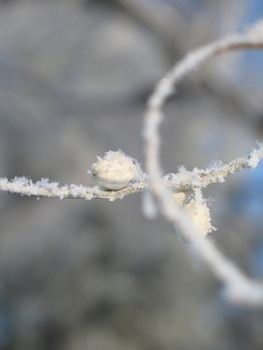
[0, 176, 145, 201]
[1, 20, 263, 306]
[165, 143, 263, 190]
[144, 20, 263, 306]
[1, 144, 263, 201]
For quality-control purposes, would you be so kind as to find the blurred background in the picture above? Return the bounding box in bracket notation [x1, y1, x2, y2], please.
[0, 0, 263, 349]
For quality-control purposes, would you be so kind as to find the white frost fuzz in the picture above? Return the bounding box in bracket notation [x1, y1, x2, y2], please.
[185, 199, 214, 238]
[90, 150, 142, 190]
[248, 143, 263, 168]
[173, 190, 215, 238]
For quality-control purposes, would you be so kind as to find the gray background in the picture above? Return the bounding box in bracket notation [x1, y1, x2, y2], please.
[0, 1, 263, 349]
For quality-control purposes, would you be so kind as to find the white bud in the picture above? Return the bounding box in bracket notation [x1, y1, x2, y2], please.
[185, 199, 214, 238]
[90, 150, 141, 190]
[173, 190, 215, 238]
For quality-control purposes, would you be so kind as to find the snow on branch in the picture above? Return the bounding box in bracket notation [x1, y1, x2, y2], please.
[144, 20, 263, 306]
[0, 143, 262, 201]
[1, 19, 263, 306]
[0, 176, 146, 201]
[165, 143, 263, 190]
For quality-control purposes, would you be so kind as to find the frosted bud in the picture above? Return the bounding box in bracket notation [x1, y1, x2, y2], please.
[172, 190, 215, 238]
[90, 150, 141, 190]
[185, 199, 214, 238]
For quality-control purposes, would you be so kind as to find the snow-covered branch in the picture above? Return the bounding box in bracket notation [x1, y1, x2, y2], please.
[144, 20, 263, 306]
[165, 143, 263, 190]
[0, 176, 145, 201]
[1, 143, 263, 202]
[1, 19, 263, 307]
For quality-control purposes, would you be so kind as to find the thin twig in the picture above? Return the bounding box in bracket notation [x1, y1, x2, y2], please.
[144, 21, 263, 306]
[0, 177, 145, 201]
[0, 142, 263, 201]
[0, 143, 262, 202]
[165, 144, 263, 190]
